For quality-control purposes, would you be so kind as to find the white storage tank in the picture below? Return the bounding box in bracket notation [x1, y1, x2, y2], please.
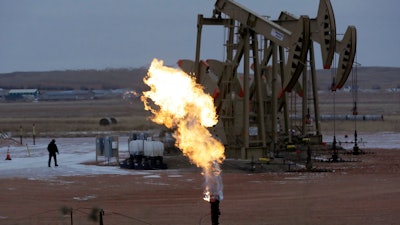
[128, 140, 144, 156]
[143, 141, 164, 157]
[129, 140, 164, 156]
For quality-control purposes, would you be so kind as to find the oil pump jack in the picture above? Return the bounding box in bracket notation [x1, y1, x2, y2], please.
[179, 0, 356, 159]
[277, 1, 356, 161]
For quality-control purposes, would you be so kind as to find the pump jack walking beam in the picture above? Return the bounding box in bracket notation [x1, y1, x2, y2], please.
[193, 0, 309, 152]
[180, 0, 310, 142]
[179, 0, 356, 158]
[275, 0, 337, 136]
[214, 0, 310, 94]
[277, 0, 337, 70]
[277, 0, 357, 90]
[275, 0, 356, 136]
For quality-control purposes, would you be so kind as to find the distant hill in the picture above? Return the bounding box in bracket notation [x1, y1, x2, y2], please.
[0, 66, 399, 91]
[0, 68, 148, 91]
[316, 66, 400, 91]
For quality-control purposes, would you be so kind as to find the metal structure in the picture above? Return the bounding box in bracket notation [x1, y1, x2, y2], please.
[179, 0, 356, 158]
[95, 135, 119, 165]
[120, 132, 167, 170]
[210, 197, 220, 225]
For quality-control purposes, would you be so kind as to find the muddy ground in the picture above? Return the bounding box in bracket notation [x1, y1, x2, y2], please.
[0, 148, 399, 225]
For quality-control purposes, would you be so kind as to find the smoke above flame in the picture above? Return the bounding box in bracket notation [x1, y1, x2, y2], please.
[141, 58, 225, 200]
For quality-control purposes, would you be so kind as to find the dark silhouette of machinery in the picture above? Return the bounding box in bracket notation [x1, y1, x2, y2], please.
[179, 0, 356, 159]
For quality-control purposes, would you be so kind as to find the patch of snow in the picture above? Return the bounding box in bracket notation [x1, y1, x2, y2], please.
[0, 137, 154, 179]
[323, 132, 400, 149]
[73, 195, 97, 201]
[168, 174, 182, 178]
[143, 174, 161, 179]
[1, 133, 398, 180]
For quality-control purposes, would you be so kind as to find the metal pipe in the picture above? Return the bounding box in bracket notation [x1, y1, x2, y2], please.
[302, 54, 308, 133]
[271, 43, 278, 152]
[243, 28, 250, 152]
[251, 32, 267, 148]
[195, 15, 204, 83]
[310, 41, 321, 135]
[210, 198, 221, 225]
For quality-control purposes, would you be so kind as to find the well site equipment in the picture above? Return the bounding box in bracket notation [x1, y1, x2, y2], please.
[96, 135, 119, 165]
[120, 132, 167, 170]
[179, 0, 357, 159]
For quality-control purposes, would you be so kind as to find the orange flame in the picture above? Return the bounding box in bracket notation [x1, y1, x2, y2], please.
[141, 59, 225, 200]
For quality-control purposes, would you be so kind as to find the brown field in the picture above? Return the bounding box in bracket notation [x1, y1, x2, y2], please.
[1, 90, 399, 137]
[1, 68, 400, 225]
[317, 91, 400, 133]
[0, 98, 159, 137]
[1, 66, 399, 135]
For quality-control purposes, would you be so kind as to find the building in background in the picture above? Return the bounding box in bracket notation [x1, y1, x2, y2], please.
[6, 89, 39, 101]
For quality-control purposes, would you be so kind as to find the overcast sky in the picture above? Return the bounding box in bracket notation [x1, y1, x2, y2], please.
[0, 0, 399, 73]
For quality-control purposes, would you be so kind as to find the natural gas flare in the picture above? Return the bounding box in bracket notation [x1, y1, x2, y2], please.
[141, 58, 225, 200]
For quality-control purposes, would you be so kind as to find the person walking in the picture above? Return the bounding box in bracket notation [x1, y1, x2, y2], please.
[47, 139, 59, 167]
[19, 125, 23, 145]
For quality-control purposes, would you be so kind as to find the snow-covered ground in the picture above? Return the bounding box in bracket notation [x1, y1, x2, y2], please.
[1, 132, 399, 179]
[323, 132, 400, 149]
[0, 136, 153, 179]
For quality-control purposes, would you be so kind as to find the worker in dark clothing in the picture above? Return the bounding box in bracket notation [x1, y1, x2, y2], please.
[47, 139, 59, 167]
